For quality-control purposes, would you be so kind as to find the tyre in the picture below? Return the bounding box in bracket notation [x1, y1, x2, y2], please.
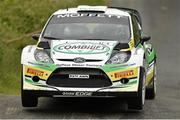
[128, 67, 146, 110]
[21, 91, 38, 107]
[146, 60, 157, 99]
[21, 67, 38, 107]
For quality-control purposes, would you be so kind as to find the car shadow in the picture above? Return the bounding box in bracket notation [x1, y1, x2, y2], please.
[23, 97, 142, 118]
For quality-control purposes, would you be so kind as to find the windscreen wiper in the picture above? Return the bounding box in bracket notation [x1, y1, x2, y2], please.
[75, 38, 110, 40]
[43, 36, 62, 40]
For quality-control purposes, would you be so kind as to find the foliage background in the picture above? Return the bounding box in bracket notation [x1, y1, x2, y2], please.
[0, 0, 106, 94]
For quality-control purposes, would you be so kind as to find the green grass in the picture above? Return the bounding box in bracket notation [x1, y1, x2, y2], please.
[0, 0, 107, 95]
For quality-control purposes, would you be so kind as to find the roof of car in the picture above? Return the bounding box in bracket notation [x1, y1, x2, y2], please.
[53, 5, 130, 17]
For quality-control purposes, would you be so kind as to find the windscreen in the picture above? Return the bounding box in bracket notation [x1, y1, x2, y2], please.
[43, 13, 131, 42]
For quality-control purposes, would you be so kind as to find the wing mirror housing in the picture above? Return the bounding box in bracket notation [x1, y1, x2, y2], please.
[37, 41, 50, 49]
[113, 43, 129, 50]
[141, 35, 151, 42]
[32, 34, 40, 40]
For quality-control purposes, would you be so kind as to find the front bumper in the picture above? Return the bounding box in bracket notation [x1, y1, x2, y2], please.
[23, 90, 138, 98]
[23, 63, 141, 93]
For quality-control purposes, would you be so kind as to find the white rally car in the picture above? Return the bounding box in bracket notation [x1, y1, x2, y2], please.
[21, 6, 157, 110]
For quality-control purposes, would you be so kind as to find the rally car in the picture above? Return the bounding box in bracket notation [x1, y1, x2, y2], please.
[21, 6, 157, 110]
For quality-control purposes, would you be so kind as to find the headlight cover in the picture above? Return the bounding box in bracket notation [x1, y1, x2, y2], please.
[106, 51, 130, 64]
[34, 50, 53, 63]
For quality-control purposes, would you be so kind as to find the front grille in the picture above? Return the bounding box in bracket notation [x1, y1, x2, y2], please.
[46, 68, 112, 88]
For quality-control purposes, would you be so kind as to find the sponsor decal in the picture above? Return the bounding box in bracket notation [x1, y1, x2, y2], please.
[56, 64, 101, 67]
[56, 64, 71, 67]
[69, 74, 89, 79]
[53, 42, 110, 54]
[27, 68, 44, 77]
[114, 70, 134, 78]
[62, 92, 92, 96]
[57, 13, 124, 19]
[86, 64, 102, 67]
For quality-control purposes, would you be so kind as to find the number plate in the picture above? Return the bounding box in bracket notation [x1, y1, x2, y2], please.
[69, 74, 89, 79]
[62, 91, 92, 96]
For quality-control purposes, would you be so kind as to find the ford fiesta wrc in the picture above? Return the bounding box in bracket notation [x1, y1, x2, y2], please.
[21, 6, 157, 110]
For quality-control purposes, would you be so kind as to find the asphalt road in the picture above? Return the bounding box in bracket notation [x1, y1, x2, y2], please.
[1, 0, 180, 119]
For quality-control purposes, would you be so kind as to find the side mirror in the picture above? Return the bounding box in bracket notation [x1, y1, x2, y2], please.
[37, 41, 50, 49]
[32, 34, 40, 40]
[141, 35, 151, 42]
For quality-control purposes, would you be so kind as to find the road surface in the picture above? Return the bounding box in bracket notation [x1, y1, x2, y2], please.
[0, 0, 180, 119]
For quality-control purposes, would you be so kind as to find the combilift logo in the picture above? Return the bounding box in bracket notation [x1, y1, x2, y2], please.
[53, 42, 110, 54]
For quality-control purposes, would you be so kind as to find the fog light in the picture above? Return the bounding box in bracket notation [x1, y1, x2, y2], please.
[32, 76, 40, 82]
[121, 78, 129, 84]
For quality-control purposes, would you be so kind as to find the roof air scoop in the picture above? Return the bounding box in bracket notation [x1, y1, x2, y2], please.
[77, 5, 107, 13]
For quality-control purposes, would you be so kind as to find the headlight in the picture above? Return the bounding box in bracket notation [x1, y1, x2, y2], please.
[34, 50, 53, 63]
[106, 52, 130, 64]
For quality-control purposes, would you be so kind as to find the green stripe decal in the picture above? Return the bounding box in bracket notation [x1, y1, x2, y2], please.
[25, 78, 33, 84]
[101, 64, 130, 73]
[29, 61, 57, 71]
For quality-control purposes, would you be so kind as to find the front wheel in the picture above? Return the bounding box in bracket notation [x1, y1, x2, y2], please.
[21, 91, 38, 107]
[128, 67, 146, 110]
[146, 60, 157, 99]
[21, 66, 38, 107]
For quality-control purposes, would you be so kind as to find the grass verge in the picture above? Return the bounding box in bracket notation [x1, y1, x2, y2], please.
[0, 0, 107, 95]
